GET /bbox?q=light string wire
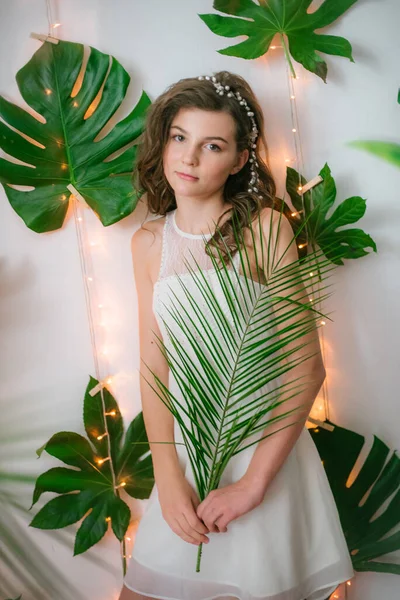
[282,43,348,600]
[44,0,123,512]
[283,54,331,424]
[43,0,133,571]
[45,0,55,37]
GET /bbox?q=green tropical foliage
[310,421,400,574]
[0,39,150,233]
[278,163,377,265]
[199,0,358,82]
[348,89,400,169]
[29,376,154,575]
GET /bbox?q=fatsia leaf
[30,376,154,565]
[84,375,123,468]
[0,39,151,233]
[117,411,154,500]
[280,163,377,265]
[199,0,358,82]
[310,421,400,574]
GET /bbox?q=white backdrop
[0,0,399,599]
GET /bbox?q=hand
[196,478,265,533]
[158,472,210,546]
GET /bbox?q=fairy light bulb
[105,516,111,522]
[96,433,108,441]
[45,89,52,95]
[346,581,351,586]
[290,95,295,99]
[105,410,117,416]
[98,304,103,309]
[106,377,112,384]
[320,320,326,326]
[116,481,127,489]
[309,272,314,277]
[61,195,67,201]
[297,185,303,192]
[87,277,93,282]
[292,128,297,132]
[97,456,111,465]
[77,216,82,222]
[51,23,61,28]
[298,243,306,249]
[126,537,131,541]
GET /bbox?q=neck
[174,201,233,236]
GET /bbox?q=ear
[230,148,249,175]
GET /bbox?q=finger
[186,506,210,535]
[214,518,228,533]
[202,506,225,532]
[182,513,210,544]
[171,519,203,546]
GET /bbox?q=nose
[181,144,199,167]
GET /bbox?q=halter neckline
[171,209,213,240]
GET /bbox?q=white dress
[124,209,354,600]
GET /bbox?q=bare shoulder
[131,215,167,284]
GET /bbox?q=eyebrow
[170,125,229,144]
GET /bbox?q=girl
[119,71,354,600]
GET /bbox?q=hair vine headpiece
[198,75,262,199]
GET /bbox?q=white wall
[0,0,399,599]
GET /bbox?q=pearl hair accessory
[198,75,262,199]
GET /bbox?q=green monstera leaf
[0,39,151,233]
[310,421,400,574]
[30,376,154,572]
[279,163,377,265]
[348,89,400,169]
[199,0,358,82]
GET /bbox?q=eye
[172,134,184,142]
[206,143,221,152]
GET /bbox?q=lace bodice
[155,208,240,284]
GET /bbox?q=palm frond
[143,203,338,571]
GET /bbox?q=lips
[176,171,199,181]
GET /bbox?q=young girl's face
[162,107,248,202]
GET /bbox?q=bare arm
[242,208,326,496]
[131,225,210,546]
[197,208,326,533]
[131,227,182,486]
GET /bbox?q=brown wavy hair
[133,70,278,263]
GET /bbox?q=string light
[45,89,52,95]
[96,433,108,440]
[320,320,326,326]
[61,195,67,201]
[87,277,93,282]
[298,243,306,249]
[97,456,111,465]
[105,516,111,522]
[292,128,297,132]
[73,101,78,107]
[115,481,127,489]
[106,377,112,384]
[105,410,117,416]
